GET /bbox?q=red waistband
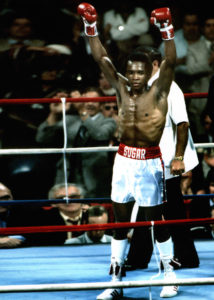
[118,143,161,160]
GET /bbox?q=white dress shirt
[103,7,149,41]
[148,71,199,179]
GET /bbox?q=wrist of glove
[83,18,98,37]
[160,24,174,40]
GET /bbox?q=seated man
[65,205,112,244]
[25,182,88,246]
[0,182,25,248]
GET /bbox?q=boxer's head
[125,51,152,92]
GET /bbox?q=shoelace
[110,289,121,298]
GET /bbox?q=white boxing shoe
[160,259,178,298]
[160,285,178,298]
[96,288,123,300]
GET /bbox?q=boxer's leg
[97,201,134,300]
[143,205,178,298]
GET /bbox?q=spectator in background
[0,182,25,248]
[195,109,214,162]
[190,168,214,238]
[98,72,120,146]
[205,168,214,208]
[198,110,214,143]
[189,149,214,220]
[73,86,117,197]
[0,43,73,153]
[100,100,119,147]
[159,9,201,92]
[0,13,45,52]
[206,73,214,122]
[36,87,82,186]
[0,13,45,97]
[185,15,214,138]
[200,149,214,181]
[36,86,117,197]
[102,0,154,71]
[65,205,112,244]
[25,182,88,246]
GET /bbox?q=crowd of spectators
[0,0,214,247]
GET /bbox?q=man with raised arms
[78,3,178,299]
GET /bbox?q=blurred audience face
[41,69,58,81]
[70,90,81,98]
[203,114,213,133]
[99,72,112,91]
[183,14,200,42]
[208,181,214,194]
[204,151,214,168]
[83,91,101,117]
[204,18,214,41]
[101,102,118,118]
[52,186,82,216]
[70,89,82,112]
[87,212,108,242]
[9,18,33,39]
[0,183,13,213]
[49,91,72,115]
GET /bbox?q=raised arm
[77,3,122,90]
[150,8,176,98]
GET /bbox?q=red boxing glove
[77,2,98,36]
[150,7,174,40]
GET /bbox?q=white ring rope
[61,97,69,202]
[0,143,213,155]
[150,221,161,281]
[0,278,213,293]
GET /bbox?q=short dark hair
[134,46,162,66]
[82,86,105,97]
[88,205,108,218]
[125,50,153,75]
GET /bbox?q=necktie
[74,125,87,147]
[67,219,79,225]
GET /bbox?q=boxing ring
[0,241,214,299]
[0,93,214,299]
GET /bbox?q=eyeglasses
[104,105,118,111]
[55,194,81,199]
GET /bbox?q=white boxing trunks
[111,143,166,207]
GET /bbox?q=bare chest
[119,94,156,123]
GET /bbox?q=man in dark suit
[36,86,117,197]
[73,86,117,197]
[25,182,88,246]
[0,182,26,248]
